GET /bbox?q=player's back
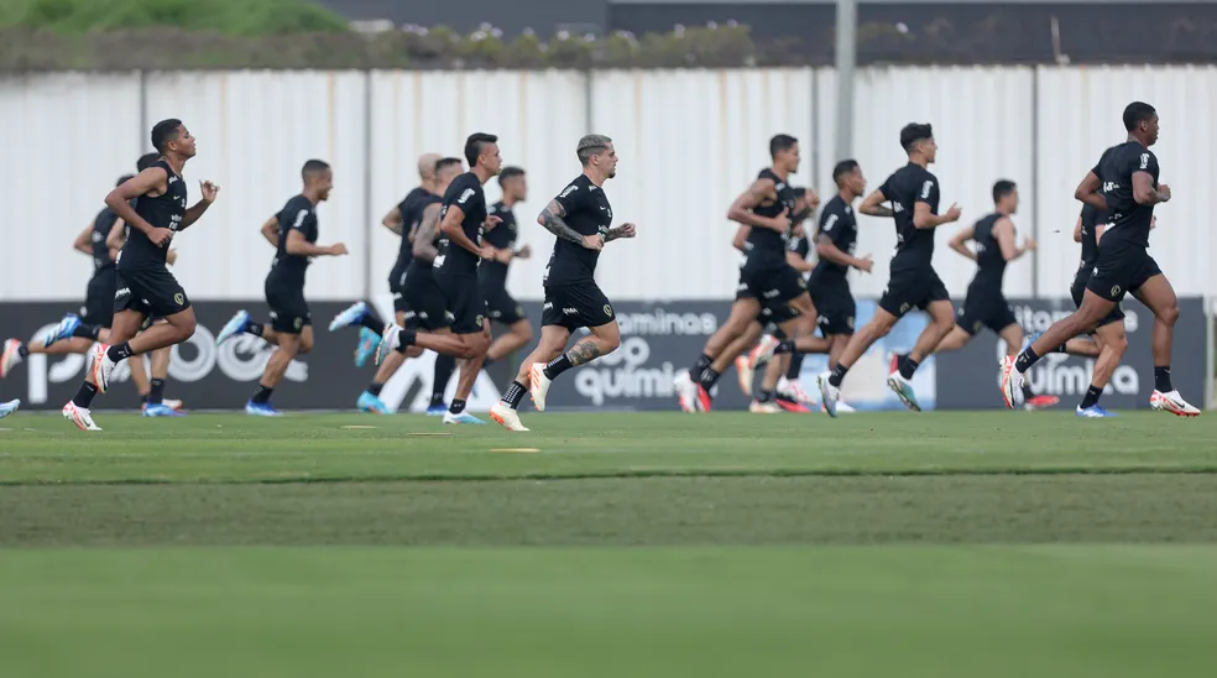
[743,168,796,271]
[394,187,430,270]
[407,193,443,279]
[436,172,486,278]
[1095,141,1157,249]
[881,163,939,272]
[91,208,119,274]
[119,160,187,271]
[270,195,319,287]
[810,194,857,286]
[968,212,1008,294]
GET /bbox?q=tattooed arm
[605,223,637,242]
[411,203,442,262]
[539,200,602,250]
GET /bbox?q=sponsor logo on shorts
[1110,285,1121,297]
[899,303,911,314]
[763,289,780,299]
[846,316,855,329]
[603,304,613,318]
[174,293,185,306]
[294,317,303,330]
[115,288,130,299]
[563,307,579,315]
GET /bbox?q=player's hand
[771,208,789,230]
[808,189,821,211]
[516,244,532,259]
[944,203,962,222]
[166,248,179,265]
[494,248,513,264]
[484,215,503,230]
[582,235,605,251]
[200,181,220,204]
[1158,184,1172,202]
[479,246,497,260]
[329,243,349,256]
[1024,236,1037,252]
[149,227,174,247]
[616,223,637,239]
[856,254,874,274]
[1151,216,1158,230]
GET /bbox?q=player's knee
[297,339,314,355]
[1158,302,1180,326]
[598,334,621,354]
[175,316,197,341]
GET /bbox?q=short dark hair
[832,159,860,185]
[792,187,807,198]
[301,159,330,181]
[577,135,613,165]
[1123,101,1156,132]
[900,123,933,153]
[116,174,135,187]
[436,157,463,174]
[151,119,183,154]
[769,134,798,159]
[992,179,1017,204]
[136,153,160,171]
[498,166,525,187]
[464,133,498,167]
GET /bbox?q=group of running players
[0,101,1200,426]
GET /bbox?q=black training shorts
[401,273,452,331]
[878,267,950,318]
[1071,266,1125,329]
[541,282,615,331]
[264,278,311,334]
[810,280,856,336]
[482,283,527,326]
[113,266,191,319]
[1086,245,1161,303]
[956,288,1018,336]
[82,272,117,328]
[440,272,488,335]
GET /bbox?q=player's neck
[838,187,856,204]
[423,179,439,194]
[995,206,1011,216]
[770,165,789,181]
[501,195,519,208]
[164,154,187,175]
[907,154,929,169]
[302,188,322,204]
[471,166,494,184]
[1127,133,1150,148]
[583,168,607,187]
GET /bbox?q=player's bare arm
[816,233,873,273]
[412,204,443,262]
[286,228,346,257]
[993,217,1032,261]
[1132,171,1170,205]
[259,216,279,247]
[105,219,125,258]
[731,225,751,252]
[605,223,636,242]
[1073,171,1108,211]
[786,249,814,274]
[538,199,600,250]
[948,225,977,262]
[180,181,219,230]
[913,201,961,230]
[727,178,786,232]
[439,203,485,256]
[382,206,404,236]
[73,222,94,255]
[106,168,169,244]
[1072,216,1083,243]
[858,188,894,217]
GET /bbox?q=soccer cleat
[999,355,1025,409]
[673,370,698,413]
[142,403,186,417]
[694,383,714,412]
[215,310,251,346]
[1076,405,1117,418]
[329,301,369,332]
[774,398,811,413]
[834,401,857,414]
[354,327,380,368]
[40,313,82,348]
[245,401,283,417]
[489,402,530,431]
[357,391,389,414]
[749,400,782,414]
[375,324,400,367]
[817,371,841,418]
[0,398,20,419]
[529,363,553,412]
[425,404,448,416]
[888,352,899,375]
[89,343,117,394]
[1024,394,1060,411]
[443,411,486,425]
[748,334,780,369]
[1,339,22,379]
[163,399,184,411]
[776,376,815,406]
[1150,390,1201,417]
[62,401,101,432]
[734,355,754,397]
[886,371,921,412]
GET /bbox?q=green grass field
[2,411,1216,677]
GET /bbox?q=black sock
[399,329,417,348]
[691,354,712,378]
[449,398,466,415]
[758,389,775,403]
[503,380,527,409]
[898,356,919,380]
[106,342,132,362]
[432,354,455,402]
[543,353,574,380]
[1020,381,1034,400]
[1047,342,1068,354]
[828,362,850,388]
[360,313,385,335]
[245,322,265,337]
[367,382,384,397]
[699,367,721,389]
[252,385,273,405]
[72,325,101,341]
[1154,366,1173,393]
[1014,348,1040,374]
[482,356,495,368]
[774,340,795,355]
[72,381,98,409]
[786,353,805,380]
[1080,385,1103,409]
[18,343,29,358]
[148,378,165,405]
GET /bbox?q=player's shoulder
[284,193,313,213]
[824,194,851,216]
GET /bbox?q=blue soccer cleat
[885,372,921,412]
[1076,405,1117,418]
[245,400,283,417]
[425,404,448,416]
[442,411,485,425]
[40,313,82,348]
[142,403,187,417]
[329,301,369,332]
[354,327,380,368]
[216,310,251,346]
[357,391,389,414]
[0,398,20,419]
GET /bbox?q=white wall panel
[368,69,587,302]
[143,70,369,301]
[589,68,815,301]
[816,66,1036,299]
[0,73,142,301]
[1035,65,1217,298]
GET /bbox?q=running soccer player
[819,123,961,417]
[489,134,637,432]
[62,119,219,431]
[378,134,504,424]
[480,166,534,369]
[1001,102,1198,415]
[215,160,346,415]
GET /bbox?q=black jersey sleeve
[1129,147,1160,181]
[554,180,591,217]
[915,171,940,211]
[818,206,849,247]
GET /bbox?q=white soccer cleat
[0,398,20,419]
[529,363,552,412]
[215,310,250,346]
[748,334,780,369]
[673,369,698,413]
[62,401,102,432]
[886,371,921,412]
[489,402,530,431]
[329,301,368,332]
[1150,390,1200,417]
[1,339,23,379]
[817,371,841,418]
[999,355,1025,410]
[375,324,401,366]
[835,401,857,414]
[776,376,815,406]
[749,400,782,414]
[734,355,754,397]
[89,343,117,394]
